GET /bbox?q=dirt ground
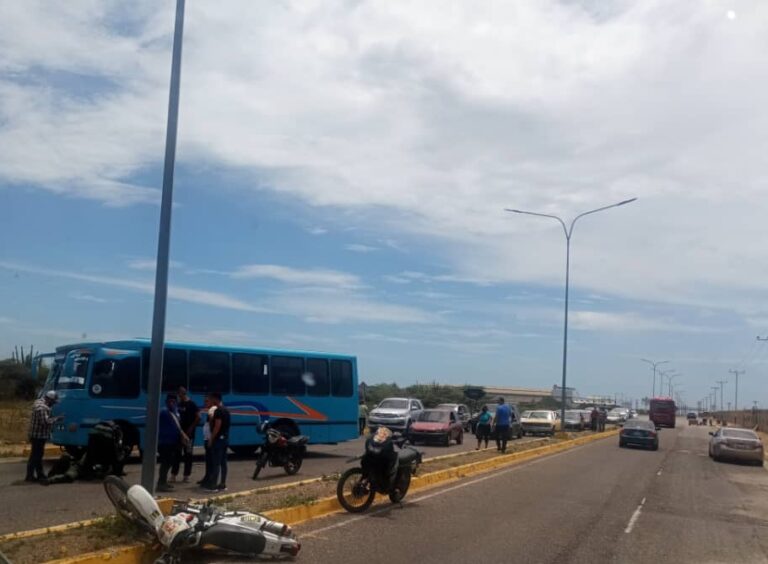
[0,432,592,563]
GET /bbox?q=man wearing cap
[26,391,62,482]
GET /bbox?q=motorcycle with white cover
[103,476,300,563]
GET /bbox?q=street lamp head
[617,197,638,207]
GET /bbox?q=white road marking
[303,444,585,538]
[657,468,663,476]
[624,497,646,534]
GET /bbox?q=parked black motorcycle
[252,421,309,480]
[336,428,423,513]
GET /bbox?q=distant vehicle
[606,408,629,425]
[709,428,764,465]
[521,410,559,436]
[367,398,423,434]
[686,411,698,425]
[562,410,586,431]
[649,397,677,428]
[619,419,658,450]
[43,339,359,457]
[409,409,464,446]
[436,403,472,432]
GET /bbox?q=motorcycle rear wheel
[284,452,303,475]
[389,469,411,503]
[337,468,375,513]
[103,476,155,534]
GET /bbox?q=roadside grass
[0,400,31,446]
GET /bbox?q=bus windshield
[56,350,90,389]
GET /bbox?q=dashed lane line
[624,497,646,534]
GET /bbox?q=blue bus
[43,339,359,456]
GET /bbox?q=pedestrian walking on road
[26,391,62,483]
[475,405,492,449]
[171,387,200,483]
[598,408,607,432]
[157,393,188,493]
[494,397,512,453]
[358,401,369,435]
[205,392,230,493]
[590,407,599,432]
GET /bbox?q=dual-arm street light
[641,359,669,398]
[505,197,637,426]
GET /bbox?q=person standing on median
[171,386,200,484]
[494,397,512,453]
[475,405,492,450]
[157,393,188,493]
[590,407,599,432]
[26,390,62,483]
[205,392,231,493]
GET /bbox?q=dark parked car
[619,419,658,450]
[409,409,464,446]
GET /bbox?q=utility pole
[728,369,745,411]
[711,387,719,411]
[715,380,727,413]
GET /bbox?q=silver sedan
[709,427,765,465]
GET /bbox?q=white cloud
[127,258,183,271]
[307,227,328,236]
[70,293,108,304]
[345,243,378,253]
[231,264,362,289]
[2,1,768,321]
[0,316,14,324]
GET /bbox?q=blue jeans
[209,438,228,487]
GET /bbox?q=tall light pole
[711,387,719,411]
[641,359,669,398]
[729,368,744,411]
[658,368,677,396]
[666,373,680,397]
[715,380,728,413]
[141,0,186,494]
[506,197,637,426]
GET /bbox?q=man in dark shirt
[205,392,230,492]
[171,386,200,483]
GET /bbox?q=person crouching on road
[475,405,492,450]
[494,397,512,453]
[157,393,188,493]
[26,391,62,483]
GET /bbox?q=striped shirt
[28,399,55,440]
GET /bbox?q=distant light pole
[641,359,669,398]
[141,0,186,494]
[666,373,680,397]
[715,380,728,413]
[729,368,745,411]
[505,198,637,426]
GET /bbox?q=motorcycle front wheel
[252,453,268,480]
[389,469,411,503]
[103,476,155,534]
[336,468,375,513]
[284,452,303,475]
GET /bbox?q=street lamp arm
[570,198,638,235]
[505,208,568,237]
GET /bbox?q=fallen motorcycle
[252,421,309,479]
[104,476,300,563]
[336,427,423,513]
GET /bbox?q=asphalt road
[297,421,768,564]
[0,431,542,535]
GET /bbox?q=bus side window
[142,348,188,392]
[271,356,305,395]
[330,360,353,397]
[306,358,329,396]
[189,350,231,394]
[232,353,268,394]
[91,357,140,398]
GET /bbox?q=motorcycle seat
[287,435,309,446]
[398,449,419,465]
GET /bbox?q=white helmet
[44,390,59,403]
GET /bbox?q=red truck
[649,397,677,428]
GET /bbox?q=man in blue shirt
[157,393,188,492]
[494,397,513,453]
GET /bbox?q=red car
[408,409,464,446]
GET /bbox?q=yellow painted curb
[33,429,618,563]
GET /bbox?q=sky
[2,0,768,409]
